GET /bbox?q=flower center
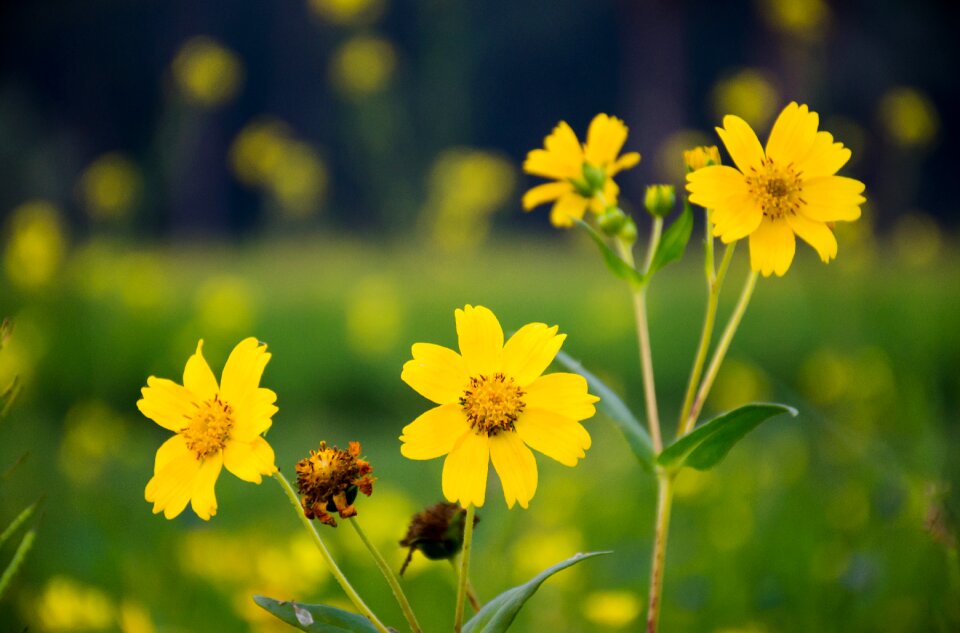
[459,373,525,436]
[745,158,803,220]
[181,395,233,458]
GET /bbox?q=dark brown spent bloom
[399,502,479,575]
[924,483,957,549]
[296,441,375,527]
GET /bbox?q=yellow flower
[400,305,598,508]
[522,114,640,227]
[137,338,278,520]
[686,102,865,276]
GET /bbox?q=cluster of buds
[295,441,375,527]
[398,502,478,575]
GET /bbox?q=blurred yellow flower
[308,0,385,26]
[400,305,597,508]
[137,338,278,520]
[4,200,67,290]
[77,153,142,220]
[582,590,641,628]
[759,0,829,39]
[712,69,779,129]
[523,114,640,227]
[345,276,403,357]
[330,35,396,98]
[683,145,721,172]
[687,102,865,276]
[196,275,258,335]
[878,87,940,148]
[60,400,128,485]
[172,36,244,107]
[35,576,115,631]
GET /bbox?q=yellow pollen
[459,373,525,436]
[745,158,803,219]
[181,395,233,458]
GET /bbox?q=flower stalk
[273,472,391,633]
[454,504,477,633]
[645,474,674,633]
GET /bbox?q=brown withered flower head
[295,441,375,527]
[399,502,478,575]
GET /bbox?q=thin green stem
[704,208,716,283]
[273,472,390,633]
[645,474,674,633]
[643,217,664,274]
[685,270,759,428]
[349,518,422,633]
[448,559,482,612]
[454,504,477,633]
[677,242,737,436]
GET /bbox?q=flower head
[683,145,721,172]
[522,114,640,228]
[400,305,598,509]
[137,338,278,520]
[295,441,375,527]
[398,501,477,575]
[686,102,865,276]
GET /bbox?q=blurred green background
[1,0,959,631]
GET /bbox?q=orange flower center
[745,158,803,220]
[459,373,525,436]
[181,395,233,458]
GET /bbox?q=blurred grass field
[1,227,958,632]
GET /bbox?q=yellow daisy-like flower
[137,338,278,520]
[522,114,641,228]
[686,102,866,276]
[400,305,598,509]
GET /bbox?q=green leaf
[553,350,655,471]
[657,403,798,471]
[0,527,35,601]
[648,202,693,276]
[574,220,645,288]
[253,596,381,633]
[0,500,38,549]
[463,551,609,633]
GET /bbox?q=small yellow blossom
[137,338,278,520]
[172,37,244,108]
[683,145,721,172]
[522,114,640,227]
[686,102,865,276]
[400,305,598,508]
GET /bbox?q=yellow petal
[686,165,750,209]
[765,102,819,165]
[550,193,589,227]
[455,305,503,376]
[544,121,584,160]
[514,408,591,467]
[796,131,851,179]
[230,387,277,442]
[716,115,765,173]
[523,373,598,421]
[802,176,866,208]
[190,452,224,521]
[154,434,192,474]
[223,436,277,483]
[749,218,796,277]
[609,151,641,176]
[711,194,763,243]
[522,181,572,210]
[489,431,538,509]
[400,404,472,460]
[786,213,838,263]
[442,432,489,507]
[501,323,566,386]
[145,448,201,519]
[584,114,628,166]
[522,149,580,180]
[183,340,218,401]
[401,343,469,405]
[137,377,195,432]
[219,337,271,406]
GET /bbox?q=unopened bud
[597,206,627,236]
[644,184,676,218]
[581,163,606,195]
[683,146,721,172]
[619,217,638,245]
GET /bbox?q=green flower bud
[581,163,606,194]
[597,206,628,236]
[619,216,638,245]
[644,184,676,218]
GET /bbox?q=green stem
[684,270,759,428]
[273,472,390,633]
[448,559,482,612]
[703,208,716,283]
[349,518,422,633]
[643,217,664,273]
[645,474,674,633]
[677,242,737,436]
[454,504,477,633]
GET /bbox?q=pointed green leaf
[463,551,610,633]
[574,220,645,288]
[648,202,693,276]
[0,500,38,549]
[253,596,381,633]
[553,350,654,471]
[658,403,798,471]
[0,527,35,601]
